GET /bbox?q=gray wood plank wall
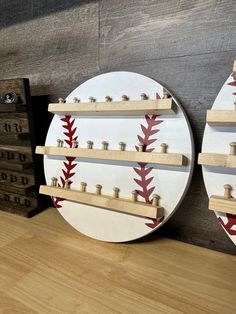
[0,0,235,254]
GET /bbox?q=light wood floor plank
[0,208,235,313]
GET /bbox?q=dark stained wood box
[0,78,51,217]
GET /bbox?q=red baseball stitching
[53,115,78,209]
[133,92,164,229]
[218,80,236,235]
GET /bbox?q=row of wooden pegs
[58,90,171,104]
[56,139,169,153]
[50,177,160,206]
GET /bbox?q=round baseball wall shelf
[198,61,236,246]
[37,72,194,242]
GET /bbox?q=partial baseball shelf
[198,142,236,168]
[206,110,236,126]
[48,97,177,116]
[233,60,236,80]
[39,185,164,219]
[36,146,187,167]
[209,196,236,215]
[208,185,236,215]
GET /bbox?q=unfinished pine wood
[39,185,163,219]
[206,110,236,125]
[198,152,236,168]
[36,146,185,167]
[0,208,236,314]
[209,195,236,215]
[48,98,176,116]
[233,60,236,80]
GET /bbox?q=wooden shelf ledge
[206,110,236,126]
[48,98,177,116]
[36,146,186,167]
[198,153,236,168]
[209,195,236,215]
[39,185,164,219]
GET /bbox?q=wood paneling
[99,0,236,66]
[0,1,99,101]
[0,0,235,253]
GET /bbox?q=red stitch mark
[219,80,236,235]
[218,215,236,236]
[53,115,78,209]
[133,91,164,229]
[227,80,236,95]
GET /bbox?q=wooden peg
[163,89,170,99]
[89,96,96,103]
[113,187,120,198]
[51,177,58,187]
[57,139,64,147]
[87,140,93,149]
[122,95,129,101]
[64,179,71,189]
[160,143,168,153]
[95,184,102,195]
[73,97,80,103]
[229,142,236,155]
[138,142,144,152]
[140,93,148,100]
[58,98,64,104]
[101,141,109,150]
[119,142,126,151]
[224,184,232,199]
[71,140,78,148]
[105,96,112,102]
[132,190,138,202]
[80,182,87,192]
[152,194,159,206]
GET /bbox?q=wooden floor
[0,208,236,314]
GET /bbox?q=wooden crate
[0,79,50,217]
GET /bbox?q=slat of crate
[0,145,32,154]
[0,145,33,163]
[0,183,35,195]
[0,189,37,208]
[0,199,38,217]
[0,168,35,186]
[0,117,29,133]
[48,98,177,116]
[0,161,33,171]
[0,104,16,112]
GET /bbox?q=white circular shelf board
[201,74,236,246]
[44,72,194,242]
